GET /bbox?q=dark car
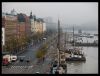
[20,57,24,62]
[25,57,30,63]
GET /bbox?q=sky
[2,2,98,30]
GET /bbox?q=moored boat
[65,53,86,61]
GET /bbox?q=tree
[36,43,48,59]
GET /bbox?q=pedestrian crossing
[2,66,34,74]
[10,65,33,68]
[2,59,51,74]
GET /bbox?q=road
[2,33,58,74]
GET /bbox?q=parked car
[25,57,30,63]
[11,55,17,62]
[20,57,24,62]
[35,72,40,74]
[2,58,10,66]
[2,54,17,65]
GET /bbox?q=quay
[72,42,98,46]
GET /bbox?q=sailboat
[50,19,67,74]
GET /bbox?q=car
[20,57,24,62]
[11,55,17,61]
[35,72,40,74]
[2,54,17,65]
[25,57,30,63]
[43,38,46,40]
[2,58,9,66]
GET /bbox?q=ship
[65,26,86,62]
[50,19,67,74]
[65,53,86,61]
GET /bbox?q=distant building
[11,9,17,16]
[78,29,82,34]
[44,17,53,23]
[43,17,57,32]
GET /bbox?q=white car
[11,55,17,61]
[43,38,46,40]
[35,72,40,74]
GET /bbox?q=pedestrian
[55,70,59,74]
[50,66,53,74]
[43,57,45,62]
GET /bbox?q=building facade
[2,10,31,53]
[30,12,46,34]
[2,12,18,53]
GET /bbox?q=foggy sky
[2,2,98,29]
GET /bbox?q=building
[29,12,36,33]
[2,27,5,46]
[43,17,57,33]
[36,18,44,33]
[2,11,18,41]
[17,13,31,38]
[78,29,82,34]
[44,17,53,23]
[2,10,31,53]
[2,16,5,47]
[2,11,18,53]
[17,13,31,51]
[43,22,46,32]
[30,12,46,34]
[2,24,5,51]
[11,9,17,16]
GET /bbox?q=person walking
[43,56,45,62]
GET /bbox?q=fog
[2,2,98,30]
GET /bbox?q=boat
[65,26,86,62]
[65,48,83,56]
[86,35,94,38]
[65,53,86,61]
[50,59,67,74]
[50,19,67,74]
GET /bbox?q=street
[2,33,58,74]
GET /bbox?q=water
[64,30,98,74]
[67,47,98,74]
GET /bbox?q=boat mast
[73,26,75,48]
[64,32,66,50]
[57,19,60,66]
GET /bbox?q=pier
[72,42,98,47]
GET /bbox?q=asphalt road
[2,33,58,74]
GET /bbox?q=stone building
[30,12,46,34]
[2,10,31,53]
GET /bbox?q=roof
[17,13,26,22]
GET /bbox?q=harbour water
[64,30,98,74]
[67,46,98,74]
